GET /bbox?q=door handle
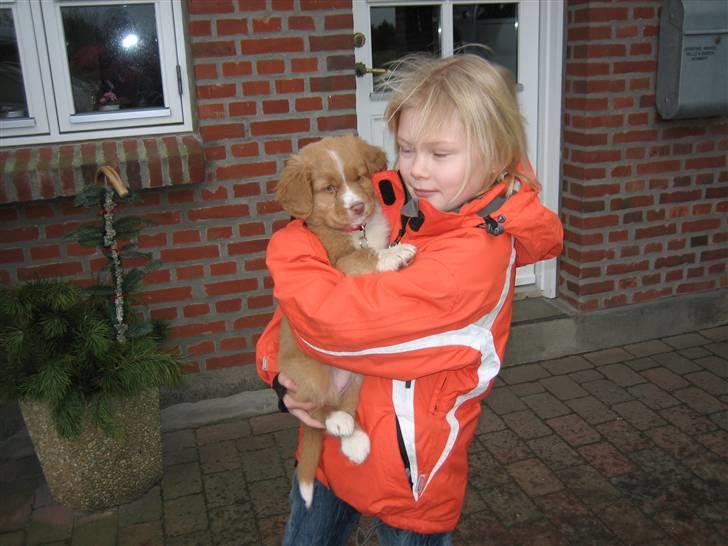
[355,62,389,78]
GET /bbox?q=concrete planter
[19,388,162,512]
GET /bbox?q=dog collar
[343,224,365,233]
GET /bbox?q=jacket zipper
[395,380,413,490]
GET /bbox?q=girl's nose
[410,153,427,179]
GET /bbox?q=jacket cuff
[272,374,289,413]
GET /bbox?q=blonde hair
[383,53,537,193]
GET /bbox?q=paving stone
[248,477,291,518]
[273,427,299,454]
[25,505,73,546]
[527,435,583,470]
[701,325,728,341]
[509,381,545,397]
[609,470,679,515]
[0,532,24,546]
[595,420,653,453]
[508,518,567,546]
[652,507,723,542]
[695,355,728,378]
[164,531,213,546]
[208,505,257,546]
[467,449,512,490]
[481,429,532,464]
[502,409,552,439]
[521,392,571,419]
[542,355,593,376]
[203,469,251,510]
[249,413,298,435]
[706,341,728,359]
[598,363,646,387]
[241,446,286,483]
[577,442,635,478]
[710,410,728,431]
[645,425,706,460]
[480,483,542,526]
[196,420,252,446]
[556,515,619,546]
[683,452,728,486]
[651,352,702,374]
[678,346,712,359]
[162,462,202,500]
[0,486,33,533]
[483,387,527,415]
[476,409,507,434]
[163,429,198,467]
[454,510,509,546]
[118,485,162,526]
[659,405,719,436]
[662,332,711,349]
[565,396,618,425]
[555,464,621,506]
[625,339,674,357]
[32,482,53,510]
[257,513,288,546]
[460,486,487,515]
[499,363,550,385]
[539,376,588,400]
[696,429,728,458]
[626,383,680,410]
[71,510,117,546]
[532,489,590,522]
[199,440,240,473]
[546,414,601,447]
[684,370,728,396]
[624,356,661,371]
[581,379,634,405]
[567,369,603,384]
[596,499,666,543]
[118,521,164,546]
[612,400,667,431]
[236,434,275,452]
[506,458,563,496]
[164,494,208,537]
[672,387,726,414]
[641,367,690,391]
[583,347,633,366]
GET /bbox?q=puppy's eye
[325,185,336,193]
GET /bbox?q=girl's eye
[325,185,336,193]
[399,146,413,155]
[433,152,450,159]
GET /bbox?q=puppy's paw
[298,479,314,509]
[375,244,416,272]
[340,429,370,464]
[325,411,355,437]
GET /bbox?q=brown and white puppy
[275,134,416,508]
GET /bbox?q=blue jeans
[283,475,454,546]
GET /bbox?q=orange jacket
[256,170,563,533]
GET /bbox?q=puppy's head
[276,134,388,230]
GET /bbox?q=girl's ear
[276,155,313,218]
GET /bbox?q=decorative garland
[102,188,128,343]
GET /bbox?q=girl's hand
[278,373,325,429]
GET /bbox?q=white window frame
[0,0,193,147]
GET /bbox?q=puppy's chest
[348,208,390,250]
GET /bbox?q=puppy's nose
[350,202,365,215]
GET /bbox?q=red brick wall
[0,0,357,375]
[561,0,728,311]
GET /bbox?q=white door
[353,0,563,296]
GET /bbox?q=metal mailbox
[656,0,728,120]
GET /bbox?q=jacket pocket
[428,374,449,415]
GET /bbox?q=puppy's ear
[363,142,388,175]
[276,155,313,218]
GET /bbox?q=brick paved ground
[1,325,727,546]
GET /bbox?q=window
[0,0,192,146]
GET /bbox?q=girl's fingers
[278,372,298,392]
[289,409,325,429]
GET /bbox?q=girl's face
[397,107,489,211]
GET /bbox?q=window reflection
[370,6,441,69]
[0,9,28,119]
[453,3,518,79]
[62,4,164,114]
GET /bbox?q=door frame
[353,0,564,299]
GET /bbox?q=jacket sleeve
[488,189,563,267]
[261,220,514,381]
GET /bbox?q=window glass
[0,9,28,119]
[453,3,518,78]
[370,5,440,69]
[61,3,164,114]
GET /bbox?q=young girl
[256,53,563,545]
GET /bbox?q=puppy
[275,134,416,508]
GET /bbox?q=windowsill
[0,132,205,204]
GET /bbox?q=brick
[555,464,621,506]
[203,469,249,508]
[672,387,725,414]
[506,459,563,496]
[502,410,552,440]
[577,442,635,477]
[500,363,550,385]
[651,352,702,375]
[547,414,601,446]
[566,395,618,425]
[543,355,593,375]
[596,499,666,543]
[240,37,304,54]
[583,347,632,366]
[539,376,589,400]
[480,484,542,526]
[684,370,728,397]
[163,494,208,537]
[627,383,680,410]
[599,363,646,387]
[482,429,532,464]
[527,435,584,470]
[596,420,653,453]
[582,379,634,405]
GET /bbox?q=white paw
[376,244,416,272]
[340,429,370,464]
[298,479,314,509]
[325,411,355,437]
